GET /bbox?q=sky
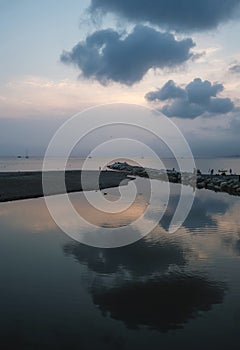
[0,0,240,156]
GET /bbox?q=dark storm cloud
[89,0,240,31]
[229,64,240,73]
[145,78,234,119]
[60,25,195,85]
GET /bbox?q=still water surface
[0,156,240,173]
[0,158,240,349]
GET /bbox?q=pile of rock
[108,162,240,197]
[197,175,240,195]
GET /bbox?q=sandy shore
[0,170,133,202]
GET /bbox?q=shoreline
[0,170,134,203]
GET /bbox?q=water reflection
[234,240,240,255]
[92,272,226,332]
[1,179,240,348]
[62,185,236,333]
[0,198,57,233]
[64,234,186,277]
[183,192,231,231]
[160,189,230,232]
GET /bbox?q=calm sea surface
[0,157,240,349]
[0,156,240,173]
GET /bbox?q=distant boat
[17,155,22,159]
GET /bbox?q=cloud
[60,25,195,85]
[89,0,240,32]
[227,109,240,133]
[186,78,223,105]
[208,98,234,114]
[229,64,240,73]
[145,80,186,101]
[146,78,234,118]
[161,99,205,119]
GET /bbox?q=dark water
[0,177,240,349]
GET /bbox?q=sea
[0,156,240,173]
[0,156,240,349]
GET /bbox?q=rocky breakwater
[108,162,240,197]
[197,175,240,196]
[107,161,192,184]
[108,161,177,181]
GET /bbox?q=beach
[0,170,133,202]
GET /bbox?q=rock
[220,182,228,190]
[107,162,240,197]
[197,182,205,189]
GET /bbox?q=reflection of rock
[92,273,226,332]
[63,236,186,276]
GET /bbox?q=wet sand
[0,170,133,202]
